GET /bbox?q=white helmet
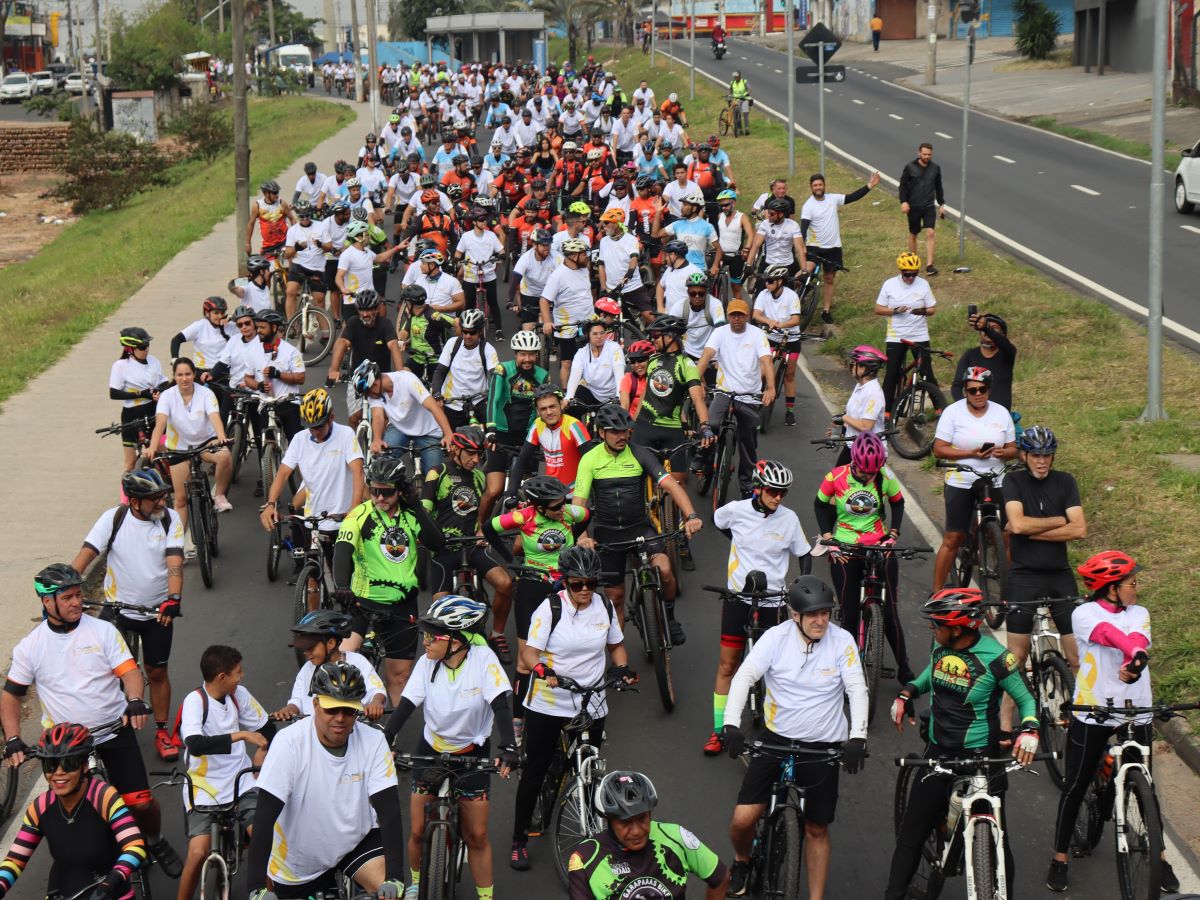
[561,237,589,255]
[459,308,486,331]
[510,330,543,352]
[668,92,678,102]
[683,190,705,207]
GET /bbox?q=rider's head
[786,576,837,644]
[365,455,406,514]
[961,366,992,411]
[1016,425,1057,480]
[171,356,197,388]
[34,563,85,629]
[595,771,657,851]
[309,662,366,749]
[534,384,564,427]
[809,173,826,198]
[752,459,793,512]
[35,723,93,800]
[725,298,750,331]
[121,467,170,524]
[593,403,635,452]
[922,588,985,647]
[254,309,284,343]
[289,611,352,667]
[450,426,486,470]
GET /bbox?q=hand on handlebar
[1013,727,1039,766]
[259,503,280,532]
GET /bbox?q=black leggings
[828,554,911,683]
[464,279,502,329]
[512,709,605,841]
[883,341,934,415]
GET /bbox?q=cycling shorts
[97,725,151,802]
[270,828,384,899]
[595,524,666,588]
[943,482,1007,534]
[766,338,804,360]
[186,791,257,838]
[1003,569,1078,636]
[324,259,340,293]
[723,254,746,284]
[485,439,524,475]
[518,294,542,325]
[720,600,787,650]
[514,575,557,640]
[806,246,843,271]
[348,595,418,660]
[120,405,152,448]
[287,264,326,288]
[410,736,490,800]
[737,741,841,824]
[631,421,690,471]
[429,546,505,595]
[620,285,653,312]
[116,614,173,668]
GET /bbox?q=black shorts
[287,263,326,288]
[410,736,491,799]
[270,828,384,899]
[806,246,843,272]
[515,575,557,640]
[631,420,689,471]
[116,614,173,668]
[324,259,340,293]
[768,338,804,358]
[944,480,1007,534]
[120,405,153,448]
[723,254,746,283]
[349,596,419,660]
[96,725,150,803]
[430,546,505,595]
[906,206,938,234]
[720,600,788,650]
[615,150,634,166]
[518,293,542,325]
[620,285,653,312]
[485,440,523,475]
[595,524,665,588]
[1004,569,1078,636]
[556,334,583,360]
[736,742,841,825]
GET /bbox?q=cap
[727,299,751,315]
[313,693,364,713]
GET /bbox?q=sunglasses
[540,501,566,512]
[687,290,707,297]
[236,319,255,328]
[567,578,597,591]
[369,485,398,497]
[762,486,789,498]
[421,631,451,643]
[965,386,990,396]
[462,329,482,336]
[42,755,86,776]
[899,271,919,279]
[319,705,359,718]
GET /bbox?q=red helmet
[36,723,94,760]
[922,588,984,629]
[594,296,621,316]
[626,340,654,361]
[1077,551,1141,592]
[421,188,440,204]
[963,366,993,386]
[849,432,886,476]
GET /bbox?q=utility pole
[218,0,224,35]
[267,0,277,47]
[650,0,656,66]
[956,6,976,268]
[925,0,937,85]
[817,41,825,174]
[92,0,102,123]
[232,0,250,277]
[1141,0,1167,421]
[349,0,363,101]
[104,0,111,60]
[785,0,794,175]
[365,0,379,132]
[689,0,694,99]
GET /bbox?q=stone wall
[0,123,70,174]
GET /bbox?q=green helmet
[568,201,591,216]
[685,272,708,287]
[345,220,369,241]
[716,189,737,202]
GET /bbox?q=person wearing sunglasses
[931,366,1017,591]
[0,723,148,900]
[431,308,501,431]
[874,251,937,417]
[703,459,812,757]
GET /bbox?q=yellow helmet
[896,251,921,272]
[299,387,333,428]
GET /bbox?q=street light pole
[232,0,250,276]
[956,22,972,266]
[365,0,379,134]
[348,0,363,101]
[1141,0,1168,421]
[785,0,794,175]
[817,41,825,175]
[925,0,937,85]
[689,0,695,100]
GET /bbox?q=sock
[155,722,167,731]
[477,888,494,900]
[786,397,795,409]
[713,693,728,732]
[410,868,420,888]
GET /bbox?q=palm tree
[532,0,605,63]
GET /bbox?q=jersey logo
[647,367,676,398]
[611,860,632,875]
[618,876,674,898]
[845,488,880,516]
[450,485,479,515]
[537,526,569,553]
[932,654,972,691]
[379,525,411,563]
[568,851,585,872]
[678,826,701,851]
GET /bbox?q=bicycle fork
[959,783,1007,900]
[1111,757,1153,856]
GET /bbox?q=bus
[276,43,314,86]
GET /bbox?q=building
[3,2,55,72]
[1175,0,1197,103]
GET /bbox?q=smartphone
[978,442,994,454]
[967,304,978,319]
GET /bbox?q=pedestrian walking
[898,142,945,276]
[870,14,883,51]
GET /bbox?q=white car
[63,72,85,94]
[1175,138,1200,214]
[30,70,56,94]
[0,72,34,102]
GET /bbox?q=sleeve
[437,340,456,367]
[1062,474,1082,510]
[933,402,957,443]
[605,609,623,644]
[725,630,774,725]
[103,620,137,673]
[166,510,185,553]
[995,650,1038,727]
[567,842,602,900]
[252,735,295,803]
[97,783,148,882]
[525,599,554,652]
[480,650,510,703]
[83,507,118,554]
[108,361,125,392]
[235,686,269,731]
[882,469,904,502]
[337,253,352,272]
[181,320,202,343]
[5,639,33,688]
[907,663,933,698]
[572,451,594,502]
[631,443,670,487]
[287,665,310,711]
[178,690,205,742]
[359,657,387,703]
[1001,409,1016,444]
[664,823,722,882]
[401,656,429,706]
[788,517,812,557]
[281,435,303,469]
[839,637,870,740]
[712,501,733,530]
[0,799,45,894]
[365,732,398,796]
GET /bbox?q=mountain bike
[718,94,748,138]
[164,438,230,589]
[394,753,503,900]
[699,389,759,511]
[230,389,298,507]
[439,534,493,605]
[220,388,257,486]
[265,246,288,314]
[643,439,698,587]
[283,512,343,654]
[796,252,848,332]
[284,277,335,365]
[887,340,953,460]
[758,330,823,433]
[83,599,179,689]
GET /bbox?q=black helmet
[119,326,152,349]
[246,254,271,274]
[400,284,428,305]
[521,475,570,505]
[294,199,314,218]
[1017,425,1058,455]
[558,545,602,581]
[34,563,84,598]
[451,426,486,452]
[366,455,407,486]
[787,576,837,615]
[533,383,563,401]
[260,180,280,194]
[353,288,382,311]
[122,467,170,499]
[35,723,93,760]
[595,770,658,818]
[446,183,463,200]
[647,313,687,336]
[593,403,635,432]
[255,309,285,327]
[451,153,468,165]
[308,660,366,705]
[232,305,255,321]
[765,197,790,214]
[662,239,689,258]
[291,610,352,640]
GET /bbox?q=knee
[940,532,964,551]
[463,822,489,850]
[146,665,169,684]
[729,806,758,833]
[805,821,829,841]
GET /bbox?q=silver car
[30,70,56,94]
[0,72,34,102]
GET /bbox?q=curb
[1159,716,1200,780]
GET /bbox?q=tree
[250,0,322,45]
[108,2,208,91]
[396,0,461,42]
[532,0,605,64]
[1013,0,1059,60]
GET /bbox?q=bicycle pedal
[290,548,306,560]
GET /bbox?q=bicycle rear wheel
[765,807,802,899]
[797,278,820,332]
[640,586,676,712]
[714,268,732,305]
[1036,653,1074,789]
[889,380,946,460]
[970,819,999,900]
[200,851,229,900]
[552,776,605,887]
[758,355,785,433]
[285,304,335,365]
[863,602,884,726]
[292,562,325,662]
[189,493,215,589]
[229,419,248,484]
[1116,769,1163,900]
[975,519,1008,616]
[718,107,732,136]
[1071,775,1105,856]
[0,756,17,821]
[419,822,451,900]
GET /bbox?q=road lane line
[935,131,954,140]
[852,98,864,105]
[756,61,763,66]
[889,113,904,120]
[1071,184,1101,196]
[1183,225,1200,235]
[993,155,1015,164]
[774,68,783,74]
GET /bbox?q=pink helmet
[849,344,886,370]
[850,432,887,476]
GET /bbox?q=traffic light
[960,1,980,23]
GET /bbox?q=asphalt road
[671,37,1200,349]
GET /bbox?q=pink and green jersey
[489,503,590,575]
[815,464,903,543]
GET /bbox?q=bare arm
[696,347,716,379]
[72,546,99,576]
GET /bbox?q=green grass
[0,96,353,407]
[1025,115,1184,169]
[603,45,1200,705]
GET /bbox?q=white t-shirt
[180,318,235,370]
[713,499,811,594]
[286,221,327,272]
[217,336,261,388]
[1072,602,1153,727]
[665,294,726,360]
[319,175,348,203]
[876,275,936,342]
[755,217,802,265]
[109,356,165,409]
[401,267,463,311]
[611,118,639,152]
[659,262,703,312]
[541,265,594,329]
[295,174,326,205]
[84,506,185,616]
[566,341,625,403]
[662,179,699,217]
[288,652,386,716]
[369,370,441,437]
[402,644,509,752]
[387,173,420,208]
[704,324,771,401]
[255,718,396,886]
[355,166,387,196]
[242,280,273,313]
[514,247,557,298]
[251,340,305,399]
[551,229,594,265]
[525,592,624,718]
[844,379,887,439]
[598,232,642,292]
[180,684,268,808]
[456,229,504,283]
[753,287,802,341]
[281,422,363,531]
[9,616,133,733]
[799,193,846,248]
[436,338,500,409]
[156,384,219,449]
[934,399,1015,488]
[337,245,376,296]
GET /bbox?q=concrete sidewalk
[0,98,371,670]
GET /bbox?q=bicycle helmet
[446,183,463,201]
[247,254,271,275]
[260,180,280,194]
[595,770,658,819]
[962,366,993,386]
[558,545,603,581]
[459,309,486,332]
[568,201,592,216]
[593,403,635,432]
[345,177,362,190]
[419,249,445,266]
[530,177,548,190]
[764,197,790,214]
[1018,425,1058,455]
[561,237,589,255]
[299,387,333,428]
[291,610,352,639]
[365,132,377,143]
[122,467,170,499]
[684,272,709,290]
[419,173,437,188]
[119,326,152,349]
[308,660,366,705]
[35,723,93,760]
[476,196,498,210]
[354,288,382,311]
[255,309,284,327]
[351,207,369,223]
[1077,551,1141,592]
[662,240,688,258]
[647,313,687,336]
[896,251,921,271]
[451,153,468,166]
[594,296,621,317]
[716,189,737,202]
[451,426,486,453]
[753,459,794,490]
[848,344,886,370]
[420,188,441,205]
[599,208,626,225]
[420,595,488,635]
[203,295,228,313]
[586,148,605,162]
[625,340,654,362]
[33,563,84,598]
[330,200,351,215]
[510,330,543,352]
[668,92,678,102]
[294,200,314,218]
[534,383,564,401]
[562,141,578,152]
[304,160,318,174]
[635,175,656,191]
[345,220,369,241]
[849,432,887,476]
[232,305,256,321]
[922,588,985,629]
[681,190,705,208]
[980,313,1008,334]
[366,454,407,486]
[763,265,790,282]
[786,576,837,615]
[521,475,570,505]
[351,359,381,395]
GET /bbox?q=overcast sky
[57,0,340,40]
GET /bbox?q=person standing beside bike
[799,171,879,325]
[729,71,751,133]
[110,327,167,475]
[745,197,806,281]
[507,385,594,494]
[931,367,1016,591]
[396,284,457,383]
[885,589,1040,900]
[874,251,937,417]
[710,190,753,300]
[249,308,306,442]
[722,576,868,900]
[355,360,455,473]
[1045,551,1178,894]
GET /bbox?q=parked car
[63,72,85,94]
[0,72,34,102]
[1175,138,1200,214]
[30,71,56,94]
[46,61,73,86]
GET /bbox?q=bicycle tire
[715,268,732,305]
[200,851,229,900]
[975,518,1008,618]
[0,757,17,822]
[285,304,335,365]
[893,760,947,897]
[641,586,676,712]
[189,493,215,589]
[270,272,287,314]
[1116,769,1163,900]
[758,355,785,433]
[797,278,821,332]
[863,602,884,726]
[206,479,220,558]
[970,819,999,900]
[619,319,644,349]
[260,440,280,498]
[718,107,732,136]
[766,807,802,899]
[888,380,946,460]
[1072,775,1105,856]
[1037,652,1074,789]
[420,822,451,900]
[229,419,248,484]
[552,776,604,887]
[266,524,283,583]
[292,562,324,663]
[661,492,683,587]
[533,741,569,836]
[712,423,737,512]
[750,674,766,730]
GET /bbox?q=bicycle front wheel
[970,819,1000,900]
[292,562,325,661]
[229,419,248,484]
[265,525,283,583]
[765,807,802,899]
[1116,769,1163,900]
[533,742,569,836]
[189,493,215,589]
[889,380,946,459]
[975,518,1008,618]
[863,602,884,726]
[1037,653,1074,789]
[285,304,335,365]
[640,586,676,712]
[713,423,737,512]
[420,822,451,900]
[660,492,683,587]
[260,439,280,496]
[270,272,287,314]
[714,267,732,305]
[718,107,732,136]
[894,761,947,898]
[200,851,229,900]
[552,776,605,887]
[758,355,785,433]
[0,755,18,821]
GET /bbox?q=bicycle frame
[1108,734,1154,857]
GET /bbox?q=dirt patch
[0,173,76,270]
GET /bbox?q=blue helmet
[1018,425,1058,455]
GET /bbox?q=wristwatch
[685,513,701,522]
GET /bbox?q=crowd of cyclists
[0,51,1185,900]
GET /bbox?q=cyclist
[729,70,751,133]
[283,200,329,321]
[247,662,405,899]
[619,340,653,419]
[596,208,654,325]
[228,253,274,313]
[751,179,796,219]
[247,308,306,443]
[295,161,325,206]
[814,431,913,684]
[1045,551,1177,893]
[745,197,805,280]
[875,250,938,416]
[799,171,879,324]
[481,331,550,521]
[509,229,557,331]
[0,724,147,900]
[511,546,635,871]
[568,770,729,899]
[705,460,811,756]
[566,318,626,408]
[336,220,403,299]
[540,237,595,386]
[211,306,267,462]
[885,588,1039,900]
[830,344,887,466]
[655,240,703,316]
[508,384,594,494]
[3,564,182,876]
[325,289,403,428]
[396,284,457,382]
[722,576,867,900]
[385,596,519,900]
[356,360,454,471]
[711,189,752,299]
[336,455,447,703]
[751,264,804,426]
[454,208,506,335]
[170,295,234,375]
[572,404,703,640]
[654,190,716,270]
[931,366,1017,590]
[401,247,466,314]
[431,308,501,430]
[274,612,387,721]
[109,327,166,473]
[246,180,293,258]
[72,465,184,760]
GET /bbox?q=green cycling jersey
[336,501,423,602]
[486,359,549,436]
[568,821,725,900]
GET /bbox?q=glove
[499,495,519,513]
[125,698,151,720]
[376,880,405,899]
[532,663,556,681]
[333,587,356,608]
[248,890,277,900]
[842,738,867,775]
[608,664,636,684]
[891,693,914,728]
[699,423,714,441]
[264,366,279,379]
[1014,727,1040,756]
[723,725,745,759]
[2,737,26,760]
[1128,649,1149,674]
[498,744,520,770]
[87,884,116,900]
[485,431,498,449]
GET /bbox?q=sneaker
[148,836,184,878]
[1161,859,1180,894]
[170,729,183,750]
[403,885,420,900]
[213,494,233,513]
[155,727,179,761]
[668,618,686,646]
[925,264,939,276]
[510,840,530,871]
[703,731,724,756]
[728,860,751,897]
[1045,859,1069,892]
[784,410,796,427]
[494,327,505,340]
[820,309,833,324]
[489,633,513,665]
[183,539,197,561]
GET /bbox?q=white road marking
[993,155,1015,164]
[852,98,864,105]
[824,87,833,93]
[889,113,904,120]
[739,55,747,60]
[1071,184,1101,196]
[774,68,783,74]
[756,61,764,66]
[1182,225,1200,235]
[936,131,954,140]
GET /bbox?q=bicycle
[265,246,288,314]
[758,329,823,433]
[281,512,343,652]
[718,94,749,138]
[83,598,179,684]
[698,389,759,511]
[643,439,699,586]
[149,766,258,900]
[893,748,1057,900]
[887,340,954,460]
[230,388,298,506]
[439,534,493,605]
[816,539,928,726]
[795,253,848,332]
[394,753,502,900]
[163,438,229,589]
[84,719,157,899]
[935,461,1020,626]
[283,277,335,366]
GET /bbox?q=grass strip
[603,45,1200,704]
[1024,114,1183,170]
[0,96,354,408]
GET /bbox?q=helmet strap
[45,597,81,633]
[750,493,774,516]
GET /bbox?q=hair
[809,173,826,184]
[172,356,197,376]
[674,163,687,173]
[200,644,243,682]
[536,392,563,408]
[919,141,933,151]
[770,178,787,189]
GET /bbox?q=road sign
[799,22,841,66]
[796,64,847,83]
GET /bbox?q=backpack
[169,686,239,748]
[547,589,614,639]
[445,335,490,381]
[106,503,170,552]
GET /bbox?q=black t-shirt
[953,345,1015,411]
[1002,469,1081,572]
[341,315,397,370]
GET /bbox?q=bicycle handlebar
[1061,701,1200,721]
[96,415,156,436]
[554,673,639,695]
[743,740,851,760]
[594,528,687,552]
[934,460,1023,479]
[393,753,502,774]
[819,538,930,557]
[83,598,182,619]
[149,764,259,809]
[895,751,1058,768]
[702,584,789,601]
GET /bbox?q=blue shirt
[665,217,718,269]
[432,147,459,178]
[482,152,509,175]
[710,148,731,169]
[636,155,665,181]
[484,103,512,127]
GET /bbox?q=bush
[45,123,175,213]
[1014,0,1060,60]
[162,101,233,161]
[22,90,80,123]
